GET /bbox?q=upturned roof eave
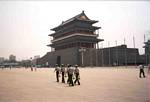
[50,11,99,31]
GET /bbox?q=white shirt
[139,65,144,69]
[68,67,74,75]
[61,67,65,72]
[55,67,60,72]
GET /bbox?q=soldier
[74,65,80,85]
[61,64,65,83]
[66,64,70,84]
[139,64,146,78]
[54,64,60,82]
[68,65,74,86]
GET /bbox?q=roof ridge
[61,11,89,25]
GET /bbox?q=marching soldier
[61,64,65,83]
[54,64,60,82]
[74,65,80,85]
[66,64,70,83]
[68,65,74,86]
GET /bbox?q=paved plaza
[0,67,150,102]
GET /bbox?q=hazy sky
[0,1,150,60]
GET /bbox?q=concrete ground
[0,67,149,102]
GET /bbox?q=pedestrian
[34,66,37,71]
[10,66,12,70]
[74,65,80,85]
[31,65,33,71]
[139,64,146,78]
[61,64,65,83]
[68,65,74,86]
[54,64,60,82]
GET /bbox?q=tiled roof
[60,11,90,26]
[51,11,97,31]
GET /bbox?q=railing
[51,33,98,43]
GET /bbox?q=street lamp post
[30,57,33,71]
[79,48,86,67]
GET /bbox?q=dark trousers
[67,73,69,83]
[74,73,80,85]
[62,72,65,83]
[68,74,74,86]
[56,71,59,82]
[31,67,33,71]
[139,69,145,78]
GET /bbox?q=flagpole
[108,41,111,66]
[144,34,147,65]
[133,36,136,66]
[101,43,104,67]
[124,37,127,67]
[115,40,118,66]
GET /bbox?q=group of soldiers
[54,64,80,86]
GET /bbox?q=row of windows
[55,42,94,50]
[54,29,94,39]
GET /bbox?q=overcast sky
[0,1,150,60]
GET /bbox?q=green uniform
[68,67,74,86]
[55,67,60,82]
[74,67,80,85]
[61,66,65,83]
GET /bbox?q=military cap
[75,64,78,67]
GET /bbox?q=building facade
[37,11,146,67]
[37,11,104,67]
[0,57,4,64]
[143,40,150,65]
[97,45,143,66]
[9,54,16,62]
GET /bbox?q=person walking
[139,64,146,78]
[74,65,80,85]
[34,66,37,71]
[61,64,65,83]
[54,64,60,82]
[66,64,70,84]
[31,65,33,71]
[68,65,74,86]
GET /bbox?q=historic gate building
[38,11,104,67]
[37,11,145,67]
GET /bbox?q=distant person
[68,65,74,86]
[1,66,4,70]
[61,64,65,83]
[74,65,80,85]
[54,64,60,82]
[10,66,12,70]
[34,66,37,71]
[139,64,146,78]
[31,65,33,71]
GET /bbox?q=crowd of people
[54,64,80,86]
